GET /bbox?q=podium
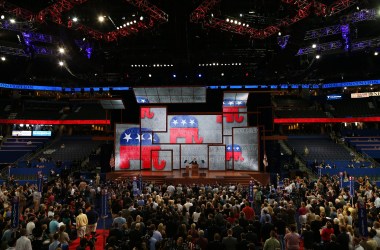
[191,164,199,177]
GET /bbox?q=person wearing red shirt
[321,221,334,243]
[298,202,308,226]
[242,201,255,221]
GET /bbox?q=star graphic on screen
[141,99,146,103]
[136,133,141,142]
[181,119,187,125]
[227,146,231,150]
[223,101,225,105]
[189,119,195,125]
[228,101,234,106]
[147,134,153,142]
[235,146,240,150]
[141,133,146,141]
[172,119,178,126]
[123,133,132,142]
[237,101,242,105]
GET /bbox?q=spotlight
[312,44,317,48]
[226,18,230,22]
[230,19,234,23]
[1,56,5,61]
[356,6,360,10]
[221,73,224,76]
[234,20,238,24]
[198,74,202,78]
[239,13,243,17]
[375,51,379,56]
[148,74,152,77]
[316,54,321,59]
[246,24,249,27]
[211,13,214,17]
[72,17,78,22]
[127,22,130,26]
[58,61,64,66]
[242,23,246,26]
[58,47,65,54]
[1,15,4,20]
[98,15,105,22]
[140,16,144,21]
[278,32,282,36]
[238,22,241,25]
[123,24,126,27]
[10,19,15,23]
[133,20,137,23]
[173,74,176,78]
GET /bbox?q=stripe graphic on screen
[116,125,166,170]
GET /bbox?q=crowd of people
[0,170,379,250]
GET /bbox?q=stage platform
[106,170,270,186]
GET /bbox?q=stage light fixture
[1,56,5,61]
[211,13,214,17]
[1,15,5,20]
[230,19,234,23]
[140,16,144,20]
[198,74,202,78]
[246,24,249,27]
[234,20,238,24]
[240,13,243,17]
[278,32,282,36]
[58,47,65,54]
[173,74,176,78]
[58,61,64,66]
[117,27,120,29]
[221,73,224,76]
[134,20,137,23]
[238,22,241,25]
[375,51,379,56]
[123,24,126,27]
[226,18,230,22]
[312,44,317,48]
[10,19,15,23]
[316,54,321,59]
[72,17,78,22]
[98,16,105,22]
[148,74,152,77]
[242,23,246,26]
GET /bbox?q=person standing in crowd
[15,229,32,250]
[85,205,99,235]
[284,225,300,250]
[75,209,88,239]
[222,229,237,250]
[263,230,281,250]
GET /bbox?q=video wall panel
[233,127,259,171]
[209,145,226,171]
[140,107,167,132]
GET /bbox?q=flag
[169,115,203,143]
[11,196,19,229]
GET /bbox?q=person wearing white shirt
[166,184,175,194]
[26,217,36,237]
[183,198,193,212]
[374,193,380,209]
[15,229,32,250]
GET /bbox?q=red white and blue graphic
[136,96,150,104]
[217,99,246,123]
[119,127,166,170]
[226,144,244,162]
[140,107,154,119]
[170,115,203,143]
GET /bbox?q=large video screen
[115,105,259,171]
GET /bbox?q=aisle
[69,230,109,250]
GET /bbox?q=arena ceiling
[0,0,379,87]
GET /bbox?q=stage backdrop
[114,108,259,171]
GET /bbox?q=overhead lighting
[123,24,126,27]
[9,18,15,23]
[148,74,152,77]
[1,15,4,20]
[230,19,234,23]
[226,18,229,22]
[211,13,214,17]
[221,73,224,76]
[58,61,64,66]
[58,47,65,54]
[198,73,202,78]
[173,74,176,78]
[278,32,282,36]
[238,22,241,25]
[316,54,321,59]
[356,6,360,10]
[98,15,105,22]
[72,17,78,22]
[133,20,137,23]
[1,56,6,61]
[375,51,379,56]
[140,16,144,21]
[246,24,249,27]
[239,14,243,17]
[234,20,238,24]
[312,44,317,48]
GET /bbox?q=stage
[106,170,270,186]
